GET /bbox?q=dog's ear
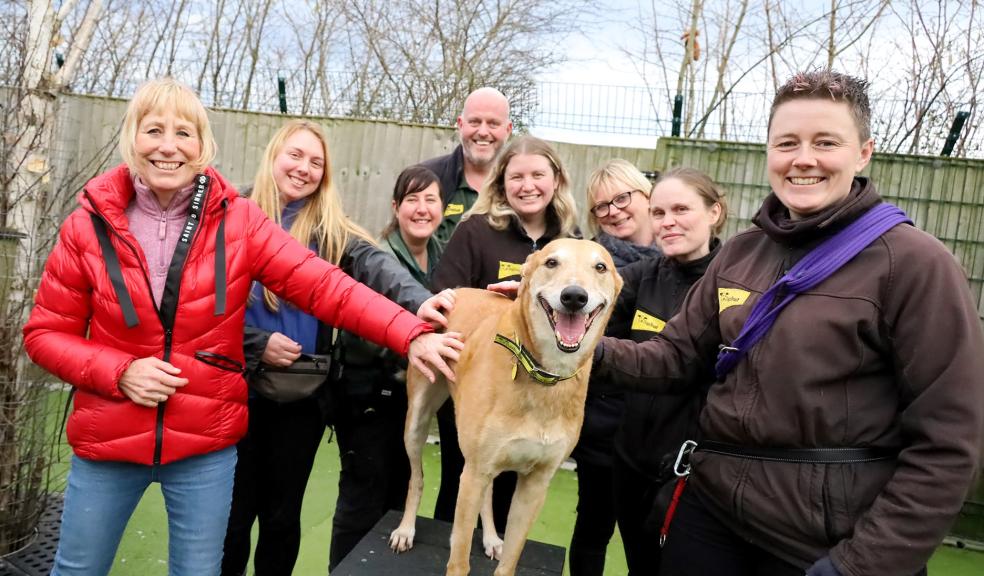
[612,266,624,298]
[520,249,543,280]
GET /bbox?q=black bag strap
[317,321,336,358]
[213,198,228,317]
[90,212,139,328]
[58,388,76,442]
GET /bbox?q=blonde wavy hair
[585,159,654,237]
[120,77,216,175]
[251,119,374,311]
[465,135,578,237]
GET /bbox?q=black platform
[331,510,565,575]
[0,496,61,576]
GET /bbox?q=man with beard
[421,87,513,244]
[412,87,513,527]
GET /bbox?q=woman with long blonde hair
[222,119,453,575]
[249,120,375,308]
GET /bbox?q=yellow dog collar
[493,333,579,386]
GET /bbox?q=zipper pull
[164,329,173,360]
[158,214,167,240]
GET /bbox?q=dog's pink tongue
[556,312,587,345]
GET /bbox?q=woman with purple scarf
[592,70,984,576]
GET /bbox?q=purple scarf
[715,203,912,380]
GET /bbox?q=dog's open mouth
[538,295,604,352]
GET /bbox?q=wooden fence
[652,137,984,318]
[50,95,984,316]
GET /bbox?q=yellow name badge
[631,310,666,333]
[444,203,464,217]
[498,261,522,279]
[718,288,750,312]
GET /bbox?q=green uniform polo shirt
[434,177,478,245]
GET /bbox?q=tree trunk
[0,0,101,555]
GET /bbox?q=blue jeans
[52,447,237,576]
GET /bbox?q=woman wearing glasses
[569,160,661,576]
[587,160,660,265]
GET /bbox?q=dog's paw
[389,527,416,553]
[483,532,504,560]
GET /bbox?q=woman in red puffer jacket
[22,77,461,576]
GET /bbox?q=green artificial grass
[99,435,983,575]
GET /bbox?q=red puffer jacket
[24,164,430,465]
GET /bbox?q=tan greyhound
[389,238,622,575]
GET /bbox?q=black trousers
[222,394,325,576]
[612,453,664,576]
[568,460,617,576]
[658,488,805,576]
[434,399,517,530]
[328,388,411,571]
[658,488,930,576]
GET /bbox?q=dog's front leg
[447,463,491,576]
[390,373,447,553]
[493,466,555,576]
[480,485,504,559]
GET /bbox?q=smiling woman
[766,98,874,219]
[381,164,444,281]
[132,114,202,205]
[22,79,462,576]
[649,168,725,262]
[593,70,984,576]
[586,159,656,251]
[117,82,215,204]
[504,152,557,234]
[272,129,325,204]
[222,120,462,575]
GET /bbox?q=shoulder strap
[159,174,211,332]
[89,212,139,328]
[715,203,912,380]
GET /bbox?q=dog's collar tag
[493,333,578,386]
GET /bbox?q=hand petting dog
[418,288,458,329]
[408,331,463,384]
[485,280,520,298]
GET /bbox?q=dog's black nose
[560,286,589,311]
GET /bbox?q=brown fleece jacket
[595,177,984,576]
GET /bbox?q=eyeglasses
[590,190,642,218]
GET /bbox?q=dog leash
[493,333,579,386]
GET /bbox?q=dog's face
[519,239,623,354]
